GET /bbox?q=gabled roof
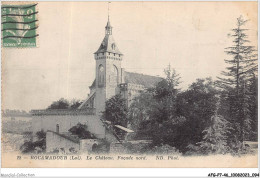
[95,34,122,55]
[124,71,163,88]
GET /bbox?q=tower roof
[94,34,122,55]
[95,17,122,55]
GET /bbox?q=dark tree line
[47,98,83,110]
[103,16,257,155]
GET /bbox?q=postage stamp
[1,3,38,48]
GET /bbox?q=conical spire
[94,2,122,55]
[105,3,112,35]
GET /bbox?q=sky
[2,1,258,111]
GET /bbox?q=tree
[217,16,257,147]
[102,94,128,138]
[47,98,70,109]
[70,99,83,109]
[152,65,181,123]
[128,91,155,139]
[164,64,181,90]
[68,123,96,139]
[198,115,231,154]
[20,130,46,153]
[103,94,128,127]
[175,78,219,152]
[248,76,258,141]
[217,16,257,91]
[129,66,185,146]
[47,98,83,109]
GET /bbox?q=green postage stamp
[1,3,38,48]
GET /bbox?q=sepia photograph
[1,1,258,171]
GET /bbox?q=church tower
[94,16,123,115]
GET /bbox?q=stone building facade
[32,109,105,138]
[31,17,162,141]
[79,18,162,116]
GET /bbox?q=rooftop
[31,109,95,116]
[95,34,122,55]
[124,71,163,89]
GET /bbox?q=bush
[20,131,46,154]
[68,123,96,139]
[20,141,35,153]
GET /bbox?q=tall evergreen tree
[217,16,257,148]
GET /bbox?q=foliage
[47,98,83,110]
[47,98,70,109]
[20,131,46,153]
[20,141,35,154]
[175,78,218,152]
[70,99,83,109]
[68,123,96,139]
[129,65,185,148]
[36,130,46,140]
[102,94,128,138]
[129,77,220,154]
[217,16,258,149]
[103,94,128,127]
[99,16,258,155]
[247,76,258,141]
[128,91,155,139]
[197,115,230,154]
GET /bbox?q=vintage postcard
[1,1,258,170]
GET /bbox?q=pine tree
[218,16,257,91]
[198,115,230,154]
[217,16,257,148]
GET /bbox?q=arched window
[98,64,105,87]
[111,65,118,85]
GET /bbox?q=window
[98,64,105,87]
[111,65,118,85]
[111,43,116,50]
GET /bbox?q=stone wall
[94,52,123,115]
[110,142,128,153]
[95,56,107,115]
[46,131,79,153]
[32,114,105,139]
[80,139,99,153]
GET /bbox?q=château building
[78,17,162,115]
[31,16,162,148]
